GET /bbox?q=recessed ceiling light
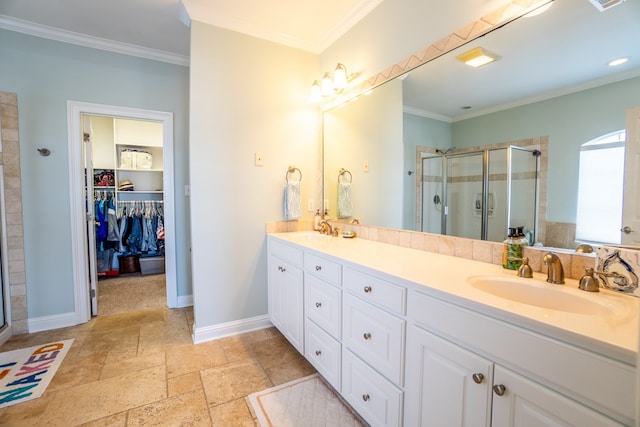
[608,57,629,67]
[456,47,501,68]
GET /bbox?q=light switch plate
[255,152,264,166]
[363,160,369,172]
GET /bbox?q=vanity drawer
[304,252,341,286]
[343,293,405,385]
[304,274,341,338]
[342,349,403,427]
[343,267,406,315]
[268,238,303,268]
[305,319,341,391]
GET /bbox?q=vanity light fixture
[456,47,501,68]
[608,57,629,67]
[310,63,357,102]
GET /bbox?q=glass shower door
[444,153,484,240]
[421,155,444,233]
[508,146,539,243]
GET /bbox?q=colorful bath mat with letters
[0,339,74,408]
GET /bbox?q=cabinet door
[491,366,624,427]
[268,256,304,354]
[405,326,493,427]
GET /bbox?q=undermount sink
[467,276,612,315]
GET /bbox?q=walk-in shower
[421,146,540,242]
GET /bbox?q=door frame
[67,101,177,323]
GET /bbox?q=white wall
[189,22,320,337]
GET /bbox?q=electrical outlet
[363,160,369,172]
[308,199,314,212]
[255,152,264,166]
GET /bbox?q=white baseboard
[175,294,193,308]
[192,314,272,344]
[28,312,79,333]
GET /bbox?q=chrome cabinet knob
[493,384,506,396]
[621,226,634,234]
[362,394,370,402]
[364,286,372,293]
[315,350,321,356]
[315,265,322,271]
[472,373,484,384]
[363,332,372,340]
[315,302,322,308]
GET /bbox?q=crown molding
[0,14,190,67]
[315,0,385,53]
[182,0,382,54]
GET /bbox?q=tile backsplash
[266,220,595,281]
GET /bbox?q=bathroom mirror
[323,0,640,248]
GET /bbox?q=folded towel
[284,181,302,220]
[337,182,353,218]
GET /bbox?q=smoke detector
[588,0,627,11]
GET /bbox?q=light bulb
[310,80,322,102]
[333,63,348,90]
[321,72,334,96]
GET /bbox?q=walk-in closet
[86,115,167,316]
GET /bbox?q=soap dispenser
[313,209,321,231]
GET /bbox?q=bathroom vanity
[267,232,638,426]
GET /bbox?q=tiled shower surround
[0,92,28,334]
[266,220,595,281]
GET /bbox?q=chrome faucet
[543,252,564,284]
[318,220,333,236]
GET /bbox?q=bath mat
[0,339,74,408]
[248,374,365,427]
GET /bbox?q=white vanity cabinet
[405,326,493,426]
[267,234,636,427]
[342,267,407,427]
[405,290,633,426]
[303,252,342,391]
[267,238,304,354]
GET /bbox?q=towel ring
[286,166,302,183]
[338,168,352,184]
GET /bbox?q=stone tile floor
[0,307,315,426]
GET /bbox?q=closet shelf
[117,190,163,194]
[116,168,163,172]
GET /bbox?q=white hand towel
[338,182,353,218]
[284,181,302,220]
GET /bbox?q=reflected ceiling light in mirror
[456,47,501,68]
[608,57,629,67]
[310,63,357,102]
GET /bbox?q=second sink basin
[467,276,612,315]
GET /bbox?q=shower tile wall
[0,91,28,334]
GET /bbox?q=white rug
[0,339,74,408]
[248,374,365,427]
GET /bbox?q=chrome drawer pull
[315,265,322,271]
[363,332,372,340]
[362,394,370,402]
[493,384,506,396]
[281,267,286,272]
[315,350,322,356]
[315,302,322,308]
[472,373,484,384]
[363,286,372,293]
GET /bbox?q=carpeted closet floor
[97,273,167,316]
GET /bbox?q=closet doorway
[68,102,176,323]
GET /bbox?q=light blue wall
[403,113,453,229]
[452,76,640,223]
[0,29,190,318]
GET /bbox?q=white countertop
[269,231,639,365]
